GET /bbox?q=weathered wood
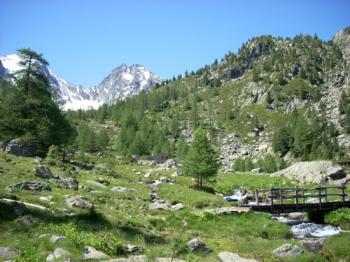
[243,185,349,214]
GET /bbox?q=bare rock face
[271,161,346,183]
[334,27,350,62]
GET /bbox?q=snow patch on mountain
[0,54,161,110]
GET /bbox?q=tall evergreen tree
[182,128,218,189]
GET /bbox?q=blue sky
[0,0,349,87]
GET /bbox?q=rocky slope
[0,54,160,110]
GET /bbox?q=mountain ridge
[0,54,161,110]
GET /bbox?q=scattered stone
[35,165,56,179]
[5,138,37,157]
[171,203,185,211]
[171,170,182,177]
[206,207,250,215]
[15,181,51,191]
[56,177,79,190]
[156,258,186,262]
[46,248,70,262]
[17,215,38,225]
[105,255,148,262]
[96,179,110,186]
[187,238,212,253]
[149,201,171,210]
[86,180,107,189]
[34,156,43,164]
[39,196,51,202]
[0,247,17,260]
[160,159,177,170]
[273,244,304,258]
[218,251,258,262]
[66,196,93,209]
[135,172,142,176]
[251,168,262,173]
[82,245,109,260]
[111,186,136,193]
[122,244,143,254]
[138,160,156,166]
[302,238,325,252]
[38,234,51,238]
[50,235,66,243]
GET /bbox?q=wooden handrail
[254,185,348,208]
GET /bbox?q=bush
[325,208,350,230]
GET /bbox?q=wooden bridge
[242,185,350,214]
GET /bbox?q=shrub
[325,208,350,230]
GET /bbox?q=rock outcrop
[271,161,346,183]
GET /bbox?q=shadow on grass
[0,202,167,245]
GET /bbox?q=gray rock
[302,238,325,252]
[34,156,43,164]
[137,160,156,166]
[50,235,66,243]
[111,186,136,193]
[149,201,171,210]
[218,251,258,262]
[161,159,177,170]
[5,138,36,157]
[273,244,304,258]
[171,203,185,211]
[171,170,182,177]
[17,215,38,225]
[15,181,51,191]
[66,196,93,209]
[271,161,344,183]
[122,244,143,254]
[56,177,79,190]
[105,256,148,262]
[46,248,70,262]
[156,258,186,262]
[326,166,346,180]
[82,245,109,260]
[187,238,212,253]
[35,165,56,179]
[251,168,262,173]
[87,180,107,189]
[0,247,17,259]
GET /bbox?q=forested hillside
[65,28,350,172]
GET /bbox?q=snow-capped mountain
[0,54,161,110]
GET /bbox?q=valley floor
[0,152,349,261]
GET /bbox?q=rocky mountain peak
[0,54,161,110]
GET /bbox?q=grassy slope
[1,152,350,261]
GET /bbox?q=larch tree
[182,128,219,189]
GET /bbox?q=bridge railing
[254,186,347,208]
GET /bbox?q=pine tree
[175,136,189,161]
[0,49,76,156]
[96,129,109,151]
[272,127,292,156]
[182,128,218,189]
